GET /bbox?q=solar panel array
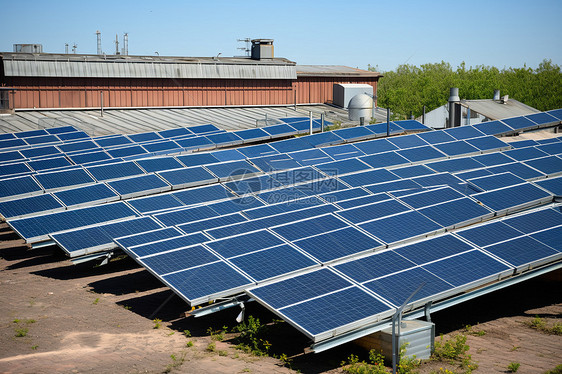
[2,109,562,349]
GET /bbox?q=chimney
[493,89,500,101]
[251,39,274,60]
[448,87,461,128]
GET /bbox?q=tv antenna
[72,43,78,54]
[237,38,251,57]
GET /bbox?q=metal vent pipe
[448,87,460,128]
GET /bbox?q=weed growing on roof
[31,345,38,350]
[527,315,562,335]
[15,327,28,337]
[207,326,227,341]
[341,344,420,374]
[206,341,216,352]
[186,340,193,347]
[163,352,186,373]
[183,329,191,337]
[232,315,271,356]
[463,324,485,336]
[544,364,562,374]
[432,334,478,373]
[507,362,521,372]
[153,318,162,329]
[218,350,228,356]
[93,298,100,305]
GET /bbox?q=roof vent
[251,39,274,60]
[493,89,500,101]
[501,95,509,104]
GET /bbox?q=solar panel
[107,145,149,158]
[315,158,371,177]
[472,120,514,136]
[502,116,538,131]
[139,244,220,275]
[536,142,562,156]
[433,140,480,156]
[58,140,99,153]
[20,146,61,159]
[125,231,209,259]
[142,140,182,154]
[25,135,60,146]
[205,229,283,259]
[359,210,443,244]
[206,132,243,146]
[128,132,163,143]
[261,123,298,138]
[210,149,246,162]
[270,137,313,153]
[285,119,322,133]
[524,156,562,176]
[297,178,346,196]
[56,132,88,142]
[390,165,435,178]
[473,183,552,213]
[271,213,348,241]
[135,157,184,173]
[416,130,458,144]
[353,138,398,155]
[288,148,333,166]
[0,194,64,219]
[364,122,403,135]
[465,136,510,152]
[334,250,415,283]
[502,207,562,234]
[359,151,410,168]
[393,120,428,131]
[229,243,319,282]
[530,226,562,252]
[256,187,308,204]
[235,128,271,143]
[107,174,170,199]
[209,196,264,215]
[363,266,453,306]
[205,160,261,181]
[177,213,248,235]
[482,236,559,269]
[321,143,365,160]
[426,157,484,173]
[335,193,390,210]
[249,154,301,172]
[387,134,427,149]
[546,109,562,121]
[53,183,119,207]
[94,135,133,148]
[223,174,280,195]
[51,216,162,257]
[237,144,278,158]
[335,198,408,224]
[8,202,138,243]
[503,147,549,161]
[189,124,222,134]
[66,150,111,165]
[534,176,562,196]
[339,168,399,187]
[332,126,375,142]
[34,168,95,190]
[175,136,215,151]
[0,175,43,199]
[158,166,217,189]
[0,133,15,140]
[0,162,32,178]
[175,153,218,167]
[86,161,146,182]
[394,234,473,265]
[162,260,253,305]
[27,156,73,172]
[126,193,184,214]
[0,138,27,150]
[467,172,526,191]
[418,197,493,228]
[422,249,512,287]
[0,151,25,165]
[442,126,486,140]
[45,126,78,135]
[486,162,545,180]
[411,172,464,187]
[154,205,218,226]
[158,127,193,139]
[364,179,422,194]
[396,145,447,163]
[397,186,465,209]
[528,111,561,126]
[455,219,521,251]
[270,166,323,185]
[318,186,370,204]
[114,226,183,252]
[454,169,493,181]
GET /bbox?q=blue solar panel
[107,145,149,158]
[107,174,169,197]
[302,131,344,147]
[418,198,492,227]
[334,250,415,283]
[335,198,407,224]
[45,126,78,135]
[473,183,552,212]
[128,132,163,143]
[422,250,511,287]
[483,236,558,267]
[387,135,427,149]
[0,138,27,150]
[205,229,284,258]
[257,187,309,204]
[86,161,145,181]
[158,128,192,139]
[67,150,111,165]
[270,166,323,185]
[229,244,318,282]
[0,194,64,219]
[0,175,43,199]
[158,166,217,188]
[364,122,403,135]
[270,137,313,153]
[235,128,270,142]
[426,158,484,173]
[315,159,370,177]
[175,136,215,151]
[502,116,538,131]
[546,109,562,121]
[502,207,562,234]
[353,138,398,155]
[52,217,162,256]
[318,186,370,203]
[237,144,278,158]
[206,132,243,146]
[0,151,24,164]
[335,193,390,209]
[94,135,133,148]
[530,226,562,252]
[250,154,302,172]
[321,144,365,160]
[509,139,538,148]
[294,226,383,263]
[205,160,261,180]
[54,183,118,207]
[59,140,99,153]
[142,140,182,153]
[285,118,322,133]
[536,137,562,145]
[333,126,376,142]
[20,146,60,159]
[9,202,137,242]
[210,149,246,162]
[467,172,526,191]
[359,151,410,168]
[34,168,95,190]
[277,286,391,338]
[175,153,219,167]
[416,130,456,144]
[364,179,421,194]
[524,156,562,176]
[433,140,480,156]
[114,227,184,250]
[454,169,493,181]
[455,220,522,247]
[223,174,279,195]
[15,129,49,138]
[360,210,443,244]
[396,145,447,163]
[472,120,514,135]
[442,126,485,140]
[398,187,465,209]
[272,214,348,241]
[339,168,399,187]
[288,148,332,166]
[57,131,89,141]
[391,165,435,178]
[127,194,183,214]
[177,213,247,235]
[208,196,264,215]
[0,133,15,140]
[536,142,562,156]
[394,120,428,131]
[27,156,73,172]
[154,205,218,226]
[471,152,515,166]
[25,135,60,146]
[163,261,253,305]
[395,234,473,265]
[0,162,32,178]
[135,157,184,173]
[535,176,562,196]
[465,136,510,152]
[411,172,464,187]
[503,147,549,161]
[363,267,453,306]
[125,231,209,258]
[261,123,298,137]
[189,124,222,134]
[140,244,219,275]
[486,162,545,180]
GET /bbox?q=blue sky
[2,0,561,72]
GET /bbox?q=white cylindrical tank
[348,93,373,121]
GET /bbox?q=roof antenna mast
[237,38,251,57]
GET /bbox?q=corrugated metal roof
[462,99,540,120]
[3,59,297,79]
[296,65,381,77]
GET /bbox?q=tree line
[370,59,562,118]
